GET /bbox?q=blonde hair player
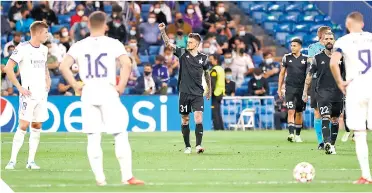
[330,11,372,184]
[59,11,144,186]
[4,21,50,170]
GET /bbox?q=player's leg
[192,95,205,153]
[341,99,353,142]
[102,100,143,185]
[330,102,343,152]
[318,100,332,154]
[179,93,192,153]
[311,85,323,147]
[82,103,106,185]
[6,97,35,169]
[294,95,304,142]
[285,92,296,142]
[26,98,49,169]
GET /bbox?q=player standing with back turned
[278,39,309,143]
[159,23,212,154]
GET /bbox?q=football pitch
[1,130,372,192]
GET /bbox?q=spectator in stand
[59,27,72,51]
[150,1,172,24]
[202,33,223,55]
[51,32,67,62]
[31,1,58,26]
[221,50,233,69]
[53,1,76,15]
[128,25,140,40]
[1,6,12,36]
[1,45,19,96]
[159,33,175,55]
[183,4,203,33]
[167,12,192,35]
[15,9,34,34]
[209,18,231,49]
[259,51,280,82]
[224,68,236,96]
[274,97,288,130]
[230,25,261,56]
[152,55,169,95]
[70,15,89,42]
[138,12,160,54]
[44,41,60,76]
[8,1,32,25]
[58,64,81,96]
[82,1,104,16]
[70,4,85,27]
[163,47,179,77]
[125,46,140,87]
[107,15,127,43]
[204,2,235,32]
[132,64,162,95]
[175,29,187,48]
[3,32,22,57]
[126,42,141,67]
[151,3,167,25]
[248,68,269,96]
[230,42,254,87]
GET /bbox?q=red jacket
[70,15,82,27]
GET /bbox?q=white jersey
[10,42,48,99]
[67,36,127,105]
[334,32,372,85]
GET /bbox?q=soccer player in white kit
[330,12,372,184]
[4,21,50,170]
[59,11,144,186]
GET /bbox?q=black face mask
[216,29,222,34]
[144,71,151,76]
[177,19,184,24]
[25,14,30,19]
[177,31,183,36]
[239,48,245,54]
[40,4,46,10]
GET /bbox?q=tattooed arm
[158,23,176,49]
[302,58,317,102]
[204,70,211,100]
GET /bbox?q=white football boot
[26,161,40,169]
[184,147,191,154]
[5,161,16,170]
[295,135,303,143]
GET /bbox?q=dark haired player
[159,23,211,154]
[278,39,309,143]
[303,32,344,154]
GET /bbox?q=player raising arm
[5,21,50,170]
[330,12,372,184]
[159,23,211,154]
[59,11,143,186]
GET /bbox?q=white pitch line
[5,168,363,172]
[8,180,355,188]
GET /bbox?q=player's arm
[159,23,176,50]
[330,51,345,94]
[59,55,80,91]
[205,69,211,100]
[45,63,51,92]
[116,54,132,94]
[4,59,22,90]
[277,56,287,98]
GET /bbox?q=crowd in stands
[1,1,281,97]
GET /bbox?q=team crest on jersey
[301,59,306,64]
[199,58,204,64]
[321,61,325,64]
[289,60,292,62]
[12,49,18,55]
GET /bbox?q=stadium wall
[313,1,372,32]
[0,96,212,132]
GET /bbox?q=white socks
[354,132,372,180]
[28,128,41,163]
[87,133,105,182]
[114,132,133,182]
[10,128,26,162]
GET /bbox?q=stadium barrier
[221,96,314,130]
[0,96,212,132]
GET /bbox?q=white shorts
[81,97,129,134]
[345,82,372,130]
[18,95,49,123]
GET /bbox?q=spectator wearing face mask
[3,32,22,57]
[248,68,269,96]
[15,9,34,34]
[132,64,162,95]
[128,25,140,40]
[221,51,233,69]
[44,41,60,76]
[163,47,179,77]
[167,12,192,35]
[150,1,172,24]
[70,15,89,42]
[183,4,202,33]
[8,1,32,24]
[138,13,161,54]
[209,19,231,50]
[201,34,223,55]
[107,16,127,43]
[1,45,19,96]
[224,68,235,96]
[159,33,176,55]
[31,1,58,26]
[58,64,82,96]
[152,55,169,95]
[151,3,167,25]
[59,27,72,51]
[230,43,254,87]
[70,4,85,27]
[82,1,104,16]
[204,2,234,31]
[259,51,280,82]
[126,41,141,67]
[230,25,261,55]
[175,29,188,48]
[124,46,140,87]
[51,32,67,62]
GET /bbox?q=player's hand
[277,89,283,100]
[18,87,31,97]
[72,82,83,95]
[115,85,124,95]
[302,93,308,103]
[206,91,211,100]
[158,23,166,31]
[337,80,352,95]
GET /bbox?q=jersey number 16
[85,53,108,78]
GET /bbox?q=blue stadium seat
[274,23,293,45]
[293,24,310,33]
[236,87,248,96]
[285,4,303,12]
[104,5,112,14]
[303,3,316,11]
[310,24,327,32]
[149,55,156,64]
[1,35,7,45]
[142,13,149,22]
[279,14,298,23]
[141,4,151,13]
[239,1,255,14]
[249,4,267,22]
[303,34,317,45]
[1,2,12,14]
[51,25,64,34]
[314,15,325,23]
[139,55,149,64]
[252,54,263,66]
[148,46,160,55]
[304,11,319,17]
[267,4,285,12]
[262,15,279,33]
[298,15,315,23]
[124,87,131,95]
[58,15,71,25]
[301,48,308,55]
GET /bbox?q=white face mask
[254,75,262,80]
[224,58,232,64]
[148,18,156,24]
[239,31,246,36]
[265,58,273,64]
[77,10,84,17]
[62,31,68,37]
[130,30,136,36]
[187,9,195,14]
[203,48,210,54]
[129,43,137,47]
[113,22,121,28]
[218,7,225,14]
[154,8,161,14]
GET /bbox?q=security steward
[209,54,225,130]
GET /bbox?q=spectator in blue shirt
[138,12,161,54]
[152,55,169,95]
[15,9,34,34]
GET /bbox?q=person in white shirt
[4,21,51,170]
[59,11,144,186]
[330,12,372,184]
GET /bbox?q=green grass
[1,130,372,192]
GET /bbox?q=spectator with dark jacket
[1,13,12,36]
[274,97,288,130]
[8,1,32,24]
[152,3,167,25]
[31,1,58,26]
[259,51,280,82]
[132,64,162,95]
[107,16,127,43]
[247,68,269,96]
[230,25,261,55]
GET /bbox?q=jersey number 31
[358,49,371,74]
[85,53,108,78]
